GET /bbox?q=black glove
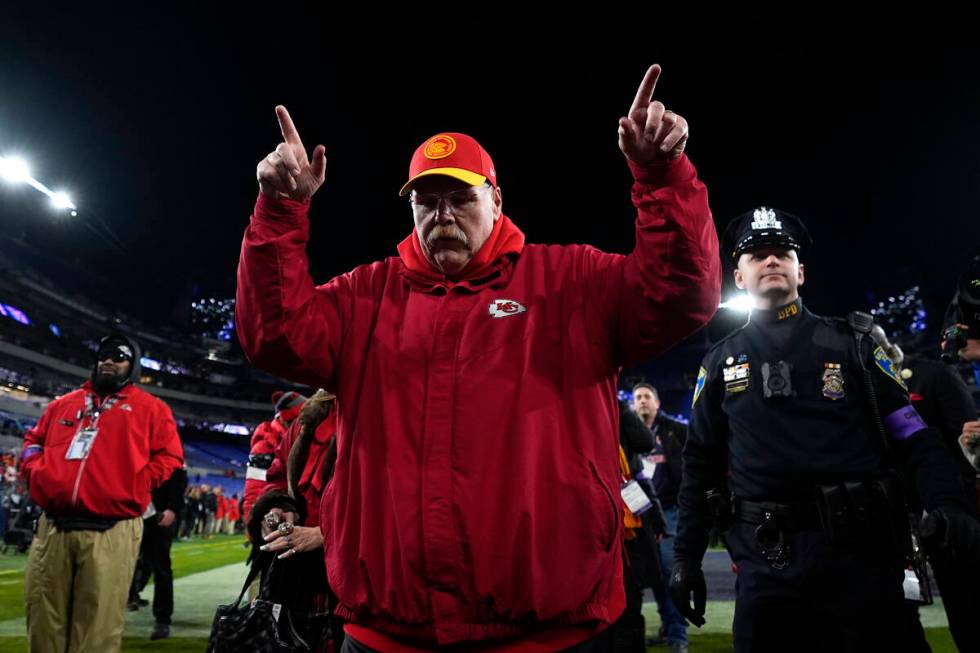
[923,508,980,563]
[668,560,706,627]
[248,453,275,469]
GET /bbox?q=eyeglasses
[408,184,489,213]
[98,352,131,363]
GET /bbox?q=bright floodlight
[0,157,31,183]
[0,154,79,214]
[51,191,76,210]
[720,293,755,312]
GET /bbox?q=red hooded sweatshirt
[236,154,720,647]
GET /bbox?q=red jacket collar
[396,213,525,292]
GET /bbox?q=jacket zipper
[70,394,101,507]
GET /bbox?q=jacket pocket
[588,460,620,553]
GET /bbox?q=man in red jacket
[237,64,721,651]
[20,334,184,653]
[243,390,306,521]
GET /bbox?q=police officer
[668,207,980,652]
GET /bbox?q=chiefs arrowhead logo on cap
[424,135,457,160]
[400,132,497,196]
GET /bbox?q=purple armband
[21,444,42,462]
[884,406,928,441]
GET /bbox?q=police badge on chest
[822,363,845,400]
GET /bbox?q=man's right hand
[960,421,980,469]
[256,105,327,202]
[669,560,707,627]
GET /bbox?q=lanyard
[82,393,120,429]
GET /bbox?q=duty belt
[734,497,821,570]
[735,498,822,531]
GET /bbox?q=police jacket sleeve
[236,193,352,389]
[866,345,969,511]
[587,155,721,367]
[674,358,728,564]
[145,401,184,491]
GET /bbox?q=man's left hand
[618,64,690,165]
[157,509,176,528]
[925,508,980,562]
[261,522,323,560]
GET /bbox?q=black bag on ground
[206,557,310,652]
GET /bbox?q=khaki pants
[25,514,143,653]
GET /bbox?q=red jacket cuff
[627,154,695,188]
[253,192,311,225]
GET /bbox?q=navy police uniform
[670,208,974,653]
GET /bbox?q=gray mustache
[427,225,469,246]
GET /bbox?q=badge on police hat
[721,206,813,263]
[751,207,782,230]
[821,363,845,400]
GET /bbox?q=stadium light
[720,293,755,312]
[0,156,31,184]
[0,154,78,215]
[50,191,77,215]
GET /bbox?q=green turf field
[0,536,959,651]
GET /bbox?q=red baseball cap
[398,132,497,196]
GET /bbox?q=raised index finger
[629,64,662,116]
[276,105,305,148]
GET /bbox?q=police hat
[721,207,813,264]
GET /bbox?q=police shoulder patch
[873,346,907,389]
[692,366,707,408]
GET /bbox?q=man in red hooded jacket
[20,334,183,653]
[244,390,307,521]
[237,64,721,652]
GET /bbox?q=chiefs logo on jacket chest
[488,299,527,319]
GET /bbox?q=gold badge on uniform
[822,363,845,400]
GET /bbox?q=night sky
[1,12,978,341]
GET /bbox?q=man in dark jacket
[903,355,980,652]
[613,401,665,652]
[201,485,217,537]
[671,209,980,652]
[129,465,189,640]
[632,383,688,652]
